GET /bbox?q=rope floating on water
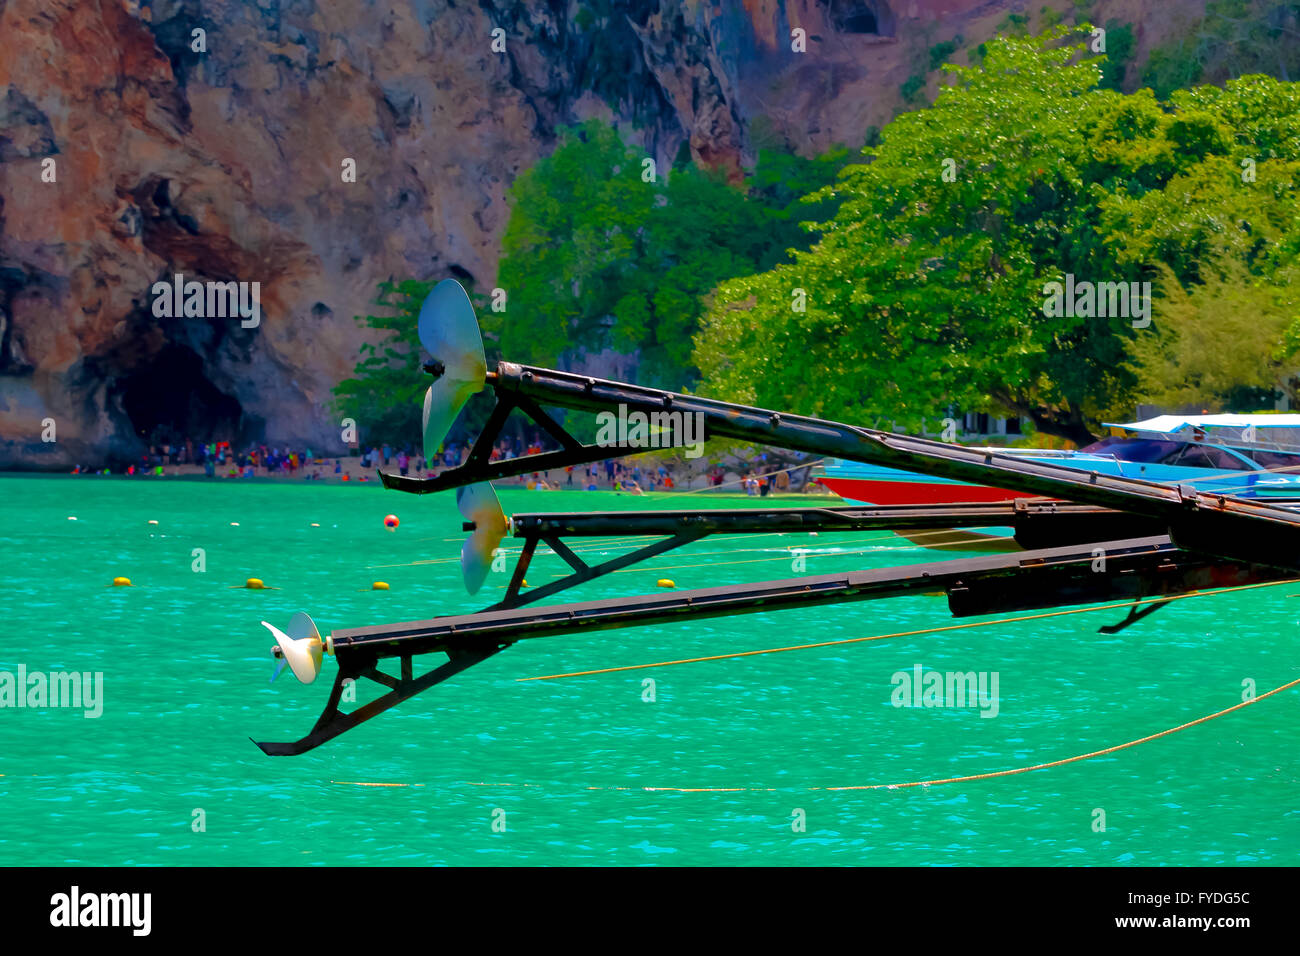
[617,674,1300,792]
[518,577,1299,682]
[328,671,1299,794]
[838,675,1300,791]
[327,534,1300,793]
[331,780,415,788]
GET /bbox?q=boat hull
[820,476,1029,505]
[820,454,1300,506]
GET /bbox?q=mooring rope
[324,579,1298,794]
[518,577,1298,682]
[328,669,1299,794]
[833,675,1300,791]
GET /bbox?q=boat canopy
[1106,415,1300,451]
[1108,414,1300,431]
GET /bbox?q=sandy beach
[78,453,831,497]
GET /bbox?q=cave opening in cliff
[830,0,895,36]
[119,345,245,448]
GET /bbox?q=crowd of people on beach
[67,432,817,494]
[72,441,345,479]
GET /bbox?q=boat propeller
[264,611,331,684]
[458,482,509,595]
[414,281,510,595]
[418,278,487,460]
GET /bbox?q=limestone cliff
[0,0,1207,467]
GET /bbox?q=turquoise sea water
[0,473,1297,866]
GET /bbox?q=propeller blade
[418,279,487,460]
[457,483,508,595]
[263,612,325,684]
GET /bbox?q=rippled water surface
[1,474,1296,865]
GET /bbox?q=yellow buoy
[657,578,676,588]
[244,578,266,589]
[147,519,159,525]
[111,576,132,587]
[310,522,320,528]
[521,580,530,588]
[371,581,390,590]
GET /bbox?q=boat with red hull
[820,415,1300,506]
[820,474,1031,505]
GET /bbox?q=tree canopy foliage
[693,26,1300,444]
[1143,0,1300,100]
[1129,257,1300,411]
[492,119,849,389]
[332,279,433,447]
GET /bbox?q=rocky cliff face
[0,0,1204,467]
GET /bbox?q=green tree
[333,279,497,450]
[1142,1,1300,99]
[332,279,433,448]
[1128,256,1300,409]
[492,119,656,370]
[696,27,1128,444]
[493,118,849,388]
[1097,20,1135,91]
[692,29,1300,444]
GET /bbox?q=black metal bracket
[380,384,709,495]
[487,530,707,610]
[395,360,1300,574]
[479,499,1297,612]
[257,535,1296,755]
[253,645,505,756]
